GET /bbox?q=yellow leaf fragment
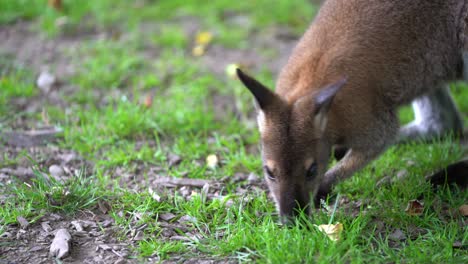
[192,31,213,56]
[192,45,205,56]
[206,154,218,169]
[225,63,240,79]
[316,223,343,241]
[195,31,213,45]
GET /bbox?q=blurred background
[0,0,318,157]
[0,0,320,168]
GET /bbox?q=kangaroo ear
[236,68,278,111]
[314,77,347,132]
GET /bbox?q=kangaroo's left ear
[236,68,279,111]
[313,77,347,133]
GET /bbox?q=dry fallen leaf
[148,187,161,202]
[143,94,153,108]
[192,31,213,57]
[316,223,343,241]
[48,0,62,11]
[206,154,218,169]
[101,219,113,228]
[49,229,71,259]
[195,31,213,45]
[80,220,97,229]
[17,216,29,229]
[178,215,197,223]
[70,221,84,232]
[405,199,424,216]
[167,153,182,168]
[41,222,52,233]
[97,200,112,214]
[97,244,112,251]
[159,213,177,222]
[459,204,468,216]
[133,231,144,241]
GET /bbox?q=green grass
[0,166,104,226]
[0,0,313,42]
[0,58,37,116]
[1,1,467,263]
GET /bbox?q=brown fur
[237,0,468,221]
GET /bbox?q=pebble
[49,228,71,259]
[247,173,260,184]
[49,165,64,179]
[17,216,29,229]
[388,229,407,241]
[36,71,56,93]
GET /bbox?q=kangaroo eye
[306,162,318,180]
[264,166,275,181]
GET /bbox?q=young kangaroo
[236,0,467,222]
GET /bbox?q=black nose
[279,200,310,224]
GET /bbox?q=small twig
[328,193,340,225]
[0,127,62,147]
[153,177,215,188]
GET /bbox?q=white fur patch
[314,112,328,133]
[411,100,424,125]
[257,110,266,134]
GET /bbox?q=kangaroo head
[236,69,346,222]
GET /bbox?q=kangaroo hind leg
[399,85,463,142]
